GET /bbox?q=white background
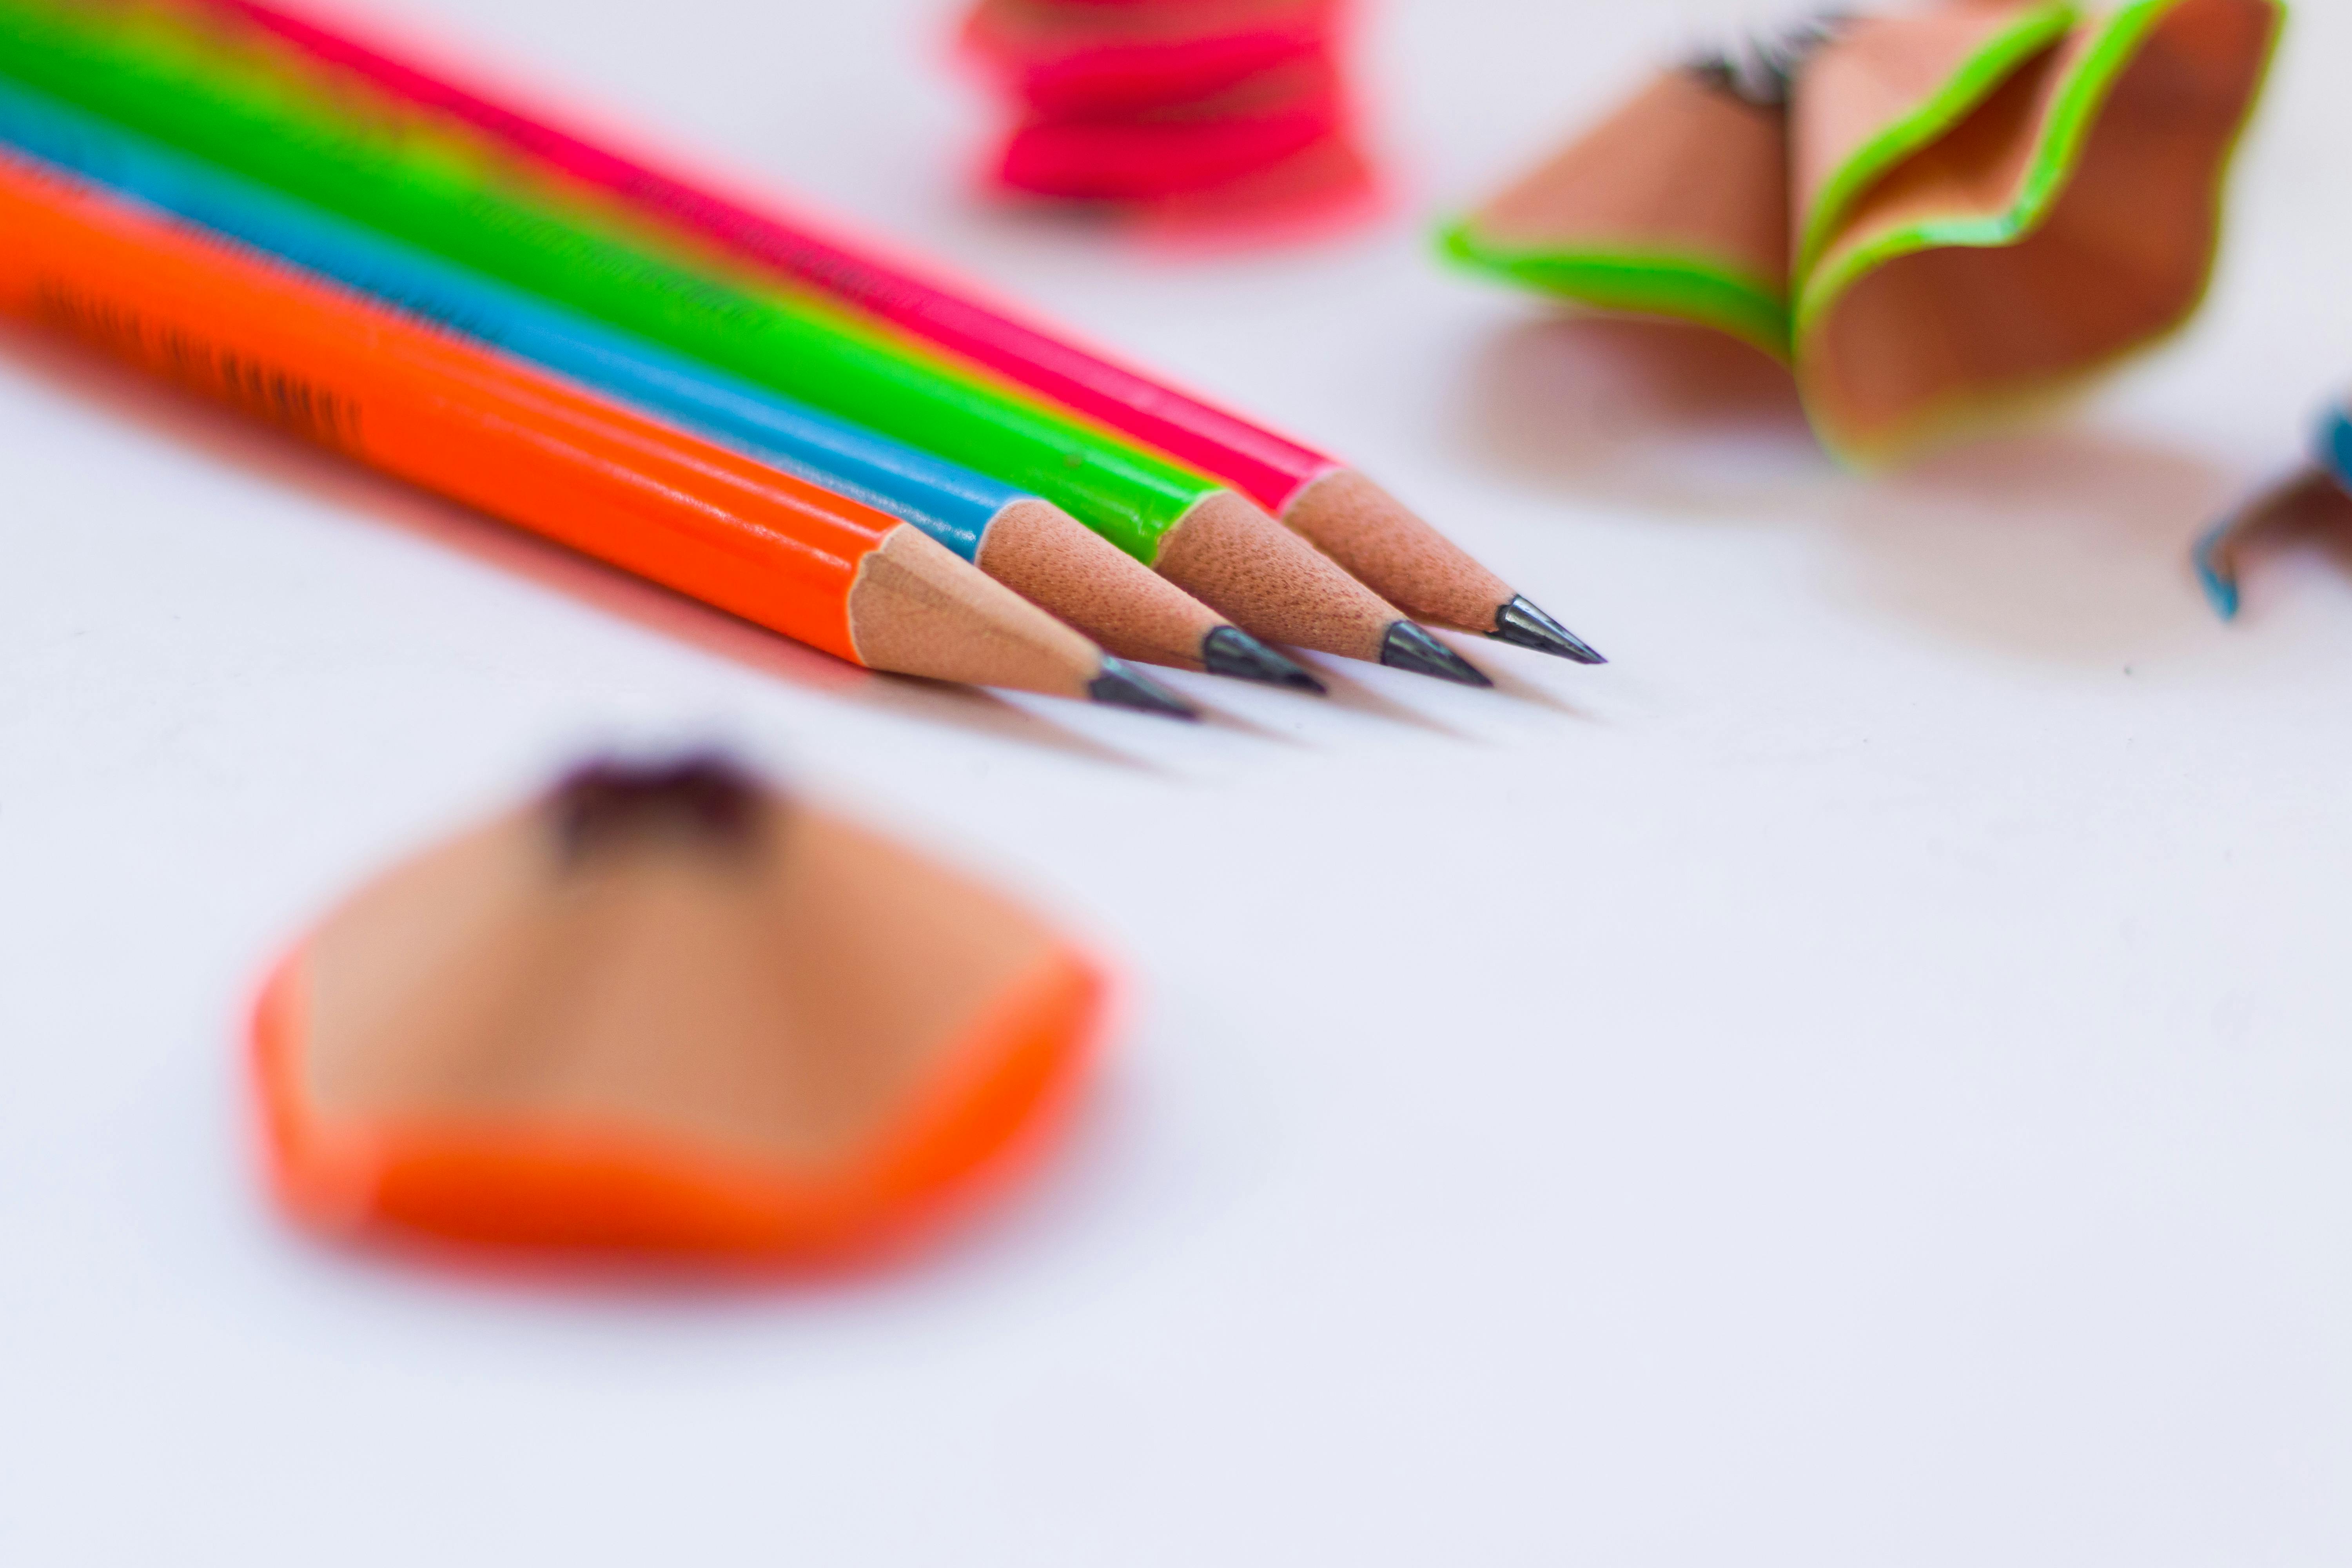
[5,0,2351,1561]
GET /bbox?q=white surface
[5,0,2352,1561]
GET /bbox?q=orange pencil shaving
[254,754,1112,1265]
[0,151,1192,713]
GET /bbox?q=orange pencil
[0,150,1193,715]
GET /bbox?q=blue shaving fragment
[2192,521,2242,622]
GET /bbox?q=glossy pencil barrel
[0,75,1005,553]
[0,0,1219,564]
[192,0,1343,514]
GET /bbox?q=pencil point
[1380,622,1493,688]
[1088,657,1200,719]
[1491,595,1607,664]
[1200,626,1327,693]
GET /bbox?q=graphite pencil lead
[1491,595,1607,665]
[1381,622,1494,688]
[1088,657,1201,720]
[1200,626,1327,694]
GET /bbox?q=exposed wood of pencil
[1281,469,1518,636]
[1800,0,2280,451]
[848,523,1133,705]
[1153,489,1408,663]
[975,497,1231,671]
[1468,68,1789,292]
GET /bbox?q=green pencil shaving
[1437,0,2283,466]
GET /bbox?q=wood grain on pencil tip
[974,498,1319,689]
[1282,469,1605,663]
[1158,490,1494,686]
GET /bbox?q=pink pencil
[182,0,1600,659]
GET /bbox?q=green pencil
[0,0,1487,681]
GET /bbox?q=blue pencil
[0,77,1316,688]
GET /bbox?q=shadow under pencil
[1472,650,1607,722]
[1296,656,1483,742]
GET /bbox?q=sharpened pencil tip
[1200,626,1327,693]
[1490,595,1607,664]
[1381,622,1494,688]
[1089,657,1200,719]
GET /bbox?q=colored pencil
[182,0,1599,664]
[0,0,1488,684]
[0,148,1195,716]
[0,78,1316,691]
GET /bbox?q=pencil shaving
[253,755,1109,1266]
[1443,0,2284,465]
